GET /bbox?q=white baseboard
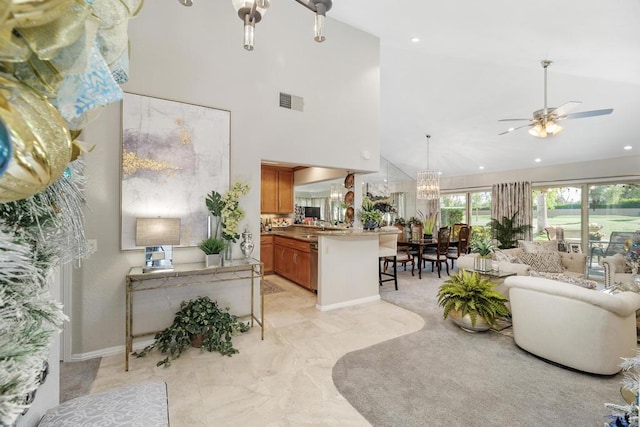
[316,294,381,312]
[70,339,155,362]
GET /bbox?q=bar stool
[379,229,399,290]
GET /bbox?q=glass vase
[222,243,233,266]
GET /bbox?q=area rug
[60,358,102,402]
[332,273,626,426]
[262,279,285,295]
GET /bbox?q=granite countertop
[261,226,400,242]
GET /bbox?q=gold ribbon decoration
[0,73,71,203]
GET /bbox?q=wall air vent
[279,92,304,112]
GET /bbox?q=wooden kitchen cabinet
[260,235,274,275]
[261,166,293,214]
[274,236,311,289]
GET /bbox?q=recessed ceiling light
[534,158,541,163]
[479,166,485,170]
[410,37,420,43]
[624,145,633,150]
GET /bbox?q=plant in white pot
[470,238,494,272]
[199,237,226,267]
[437,270,510,332]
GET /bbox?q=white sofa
[504,276,640,375]
[457,247,587,278]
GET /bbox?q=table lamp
[135,217,181,273]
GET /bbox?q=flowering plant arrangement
[205,182,251,244]
[623,232,640,272]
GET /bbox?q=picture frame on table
[569,243,582,254]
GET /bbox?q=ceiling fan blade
[498,123,532,135]
[563,108,614,120]
[549,101,582,117]
[498,118,532,122]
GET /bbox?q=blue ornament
[64,167,72,179]
[0,118,11,177]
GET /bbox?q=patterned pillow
[518,240,558,253]
[517,252,564,273]
[493,249,518,263]
[530,271,598,289]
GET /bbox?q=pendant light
[416,134,440,200]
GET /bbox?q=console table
[125,259,264,371]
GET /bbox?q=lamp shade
[135,218,181,246]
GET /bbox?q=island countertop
[261,225,399,242]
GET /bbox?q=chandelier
[416,134,440,200]
[179,1,332,51]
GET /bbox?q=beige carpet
[333,271,627,426]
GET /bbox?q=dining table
[401,238,458,279]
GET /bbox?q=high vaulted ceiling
[329,0,640,180]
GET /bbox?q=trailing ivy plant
[133,296,250,367]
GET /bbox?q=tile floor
[91,275,424,426]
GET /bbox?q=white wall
[73,1,380,355]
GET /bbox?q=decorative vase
[240,231,255,260]
[449,309,491,332]
[363,220,378,230]
[423,233,433,241]
[205,253,222,268]
[222,244,233,266]
[474,256,492,272]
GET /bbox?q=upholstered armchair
[602,253,633,289]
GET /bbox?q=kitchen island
[262,226,399,311]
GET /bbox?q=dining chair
[447,225,470,269]
[383,225,415,276]
[422,226,451,278]
[452,223,468,240]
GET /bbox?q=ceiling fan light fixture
[528,121,563,138]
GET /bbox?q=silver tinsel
[0,161,86,425]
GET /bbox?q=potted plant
[470,238,494,272]
[205,182,251,263]
[132,296,250,367]
[199,237,227,267]
[359,197,383,230]
[488,211,532,249]
[437,270,510,332]
[417,210,438,239]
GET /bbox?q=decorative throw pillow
[518,240,558,253]
[494,249,517,263]
[530,271,598,290]
[517,252,564,273]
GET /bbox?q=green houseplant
[417,210,438,238]
[470,238,494,272]
[199,237,227,267]
[437,270,510,332]
[359,197,383,230]
[488,211,532,249]
[133,296,250,367]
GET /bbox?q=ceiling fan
[498,60,613,138]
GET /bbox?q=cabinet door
[277,169,294,213]
[294,250,311,288]
[261,167,278,213]
[261,243,274,274]
[274,244,287,276]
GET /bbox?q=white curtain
[491,181,533,241]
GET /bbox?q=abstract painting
[121,93,230,250]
